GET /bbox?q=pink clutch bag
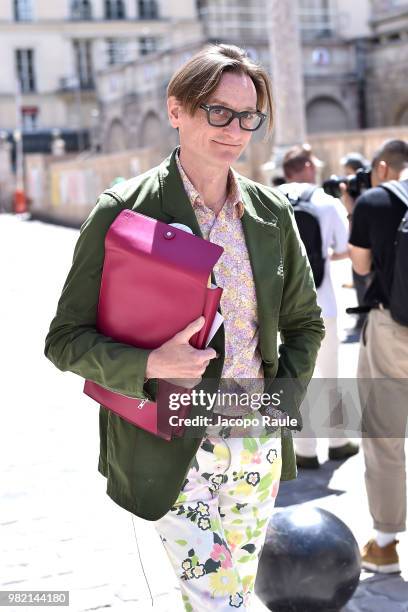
[83,209,223,440]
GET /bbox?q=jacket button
[164,231,175,240]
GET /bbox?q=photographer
[349,139,408,573]
[340,153,372,331]
[341,151,369,177]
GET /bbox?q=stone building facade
[364,0,408,127]
[198,0,408,134]
[0,0,203,153]
[198,0,372,134]
[96,43,204,154]
[1,0,407,161]
[98,0,376,155]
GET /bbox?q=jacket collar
[158,148,203,237]
[158,148,280,236]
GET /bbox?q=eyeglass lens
[209,107,262,130]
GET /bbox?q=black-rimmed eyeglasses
[199,104,266,132]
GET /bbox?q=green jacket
[44,149,324,520]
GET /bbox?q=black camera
[322,168,372,199]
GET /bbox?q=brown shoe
[361,538,400,573]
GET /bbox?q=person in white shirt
[279,144,359,468]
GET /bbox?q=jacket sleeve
[44,194,152,400]
[267,194,325,428]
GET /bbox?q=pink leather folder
[83,209,223,440]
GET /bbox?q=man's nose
[224,117,242,136]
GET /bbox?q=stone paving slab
[1,215,407,611]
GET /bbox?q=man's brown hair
[282,144,315,179]
[167,44,274,135]
[372,139,408,171]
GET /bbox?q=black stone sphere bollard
[255,506,361,612]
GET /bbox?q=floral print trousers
[155,431,282,611]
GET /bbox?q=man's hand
[145,316,218,386]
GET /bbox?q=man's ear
[377,160,388,182]
[167,96,182,129]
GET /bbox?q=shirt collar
[176,148,244,219]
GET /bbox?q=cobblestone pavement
[1,214,407,611]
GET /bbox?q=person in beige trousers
[349,139,408,573]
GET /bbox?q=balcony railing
[58,76,95,92]
[198,3,337,41]
[297,6,336,40]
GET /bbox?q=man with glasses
[45,44,324,610]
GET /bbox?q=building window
[14,0,33,21]
[106,39,128,65]
[15,49,36,93]
[312,47,330,65]
[21,106,39,131]
[105,0,125,19]
[70,0,92,20]
[298,0,334,39]
[73,40,94,88]
[138,0,159,19]
[139,36,158,55]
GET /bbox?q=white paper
[169,222,194,234]
[205,311,224,347]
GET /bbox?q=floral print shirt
[176,151,263,414]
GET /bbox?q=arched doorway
[106,119,127,153]
[306,96,349,133]
[396,104,408,125]
[139,111,164,151]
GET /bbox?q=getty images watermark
[167,389,299,429]
[158,377,408,438]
